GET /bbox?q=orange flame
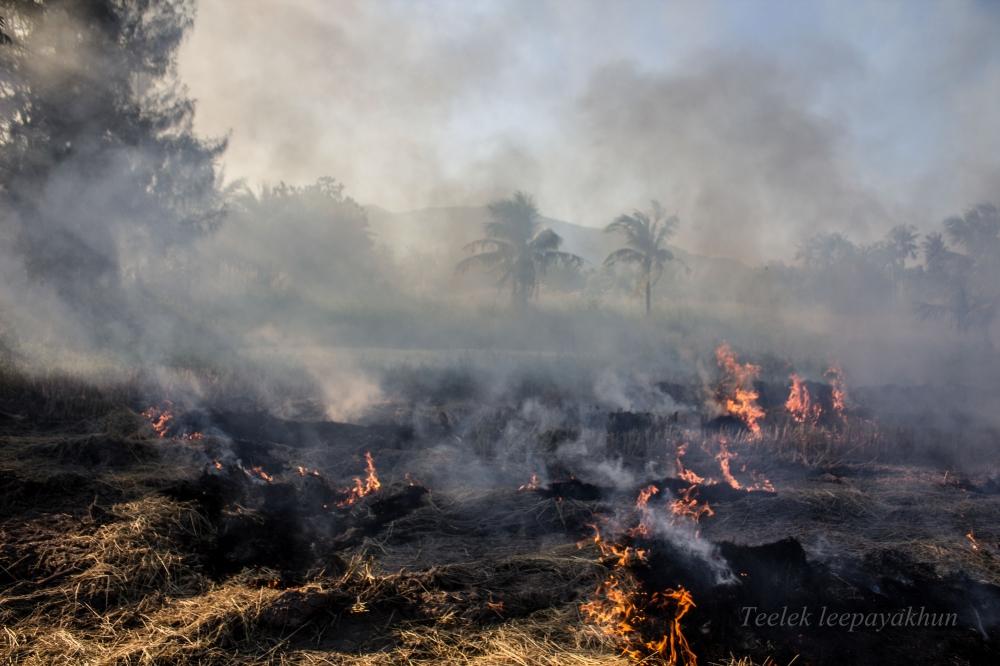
[581,570,697,664]
[825,364,848,419]
[142,402,204,440]
[583,523,648,565]
[786,373,822,424]
[636,484,660,509]
[627,484,662,538]
[715,438,742,490]
[337,451,381,507]
[671,485,715,523]
[247,466,273,483]
[714,344,765,435]
[967,530,981,552]
[579,499,697,663]
[141,402,174,438]
[647,587,698,666]
[714,438,773,493]
[675,443,707,485]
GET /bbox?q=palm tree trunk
[645,274,651,316]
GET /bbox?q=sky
[177,0,1000,260]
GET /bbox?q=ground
[0,372,998,665]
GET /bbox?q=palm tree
[604,201,679,315]
[878,224,920,300]
[457,191,582,308]
[886,224,920,265]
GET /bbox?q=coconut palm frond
[606,213,651,249]
[604,247,644,267]
[541,250,584,269]
[456,249,508,274]
[654,215,679,246]
[529,228,563,252]
[463,238,510,254]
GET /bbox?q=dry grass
[740,420,890,467]
[1,496,212,612]
[319,607,626,666]
[0,494,626,666]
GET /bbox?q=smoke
[179,0,1000,260]
[0,0,998,451]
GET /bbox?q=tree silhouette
[457,191,581,308]
[917,204,1000,349]
[868,224,920,299]
[603,201,679,315]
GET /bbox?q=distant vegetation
[0,1,997,362]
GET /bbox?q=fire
[581,570,697,665]
[714,438,774,493]
[670,457,715,523]
[714,343,765,435]
[583,523,648,566]
[141,402,174,438]
[518,473,541,491]
[296,465,321,477]
[646,587,698,666]
[212,460,223,471]
[785,373,822,424]
[825,364,848,419]
[580,572,646,659]
[675,443,706,485]
[627,485,661,538]
[715,438,741,490]
[337,451,381,507]
[580,512,697,663]
[636,484,659,509]
[671,485,715,523]
[967,530,981,552]
[141,401,204,440]
[247,466,273,483]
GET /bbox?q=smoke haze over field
[180,0,1000,259]
[6,7,1000,664]
[0,0,999,439]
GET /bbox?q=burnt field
[1,351,998,666]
